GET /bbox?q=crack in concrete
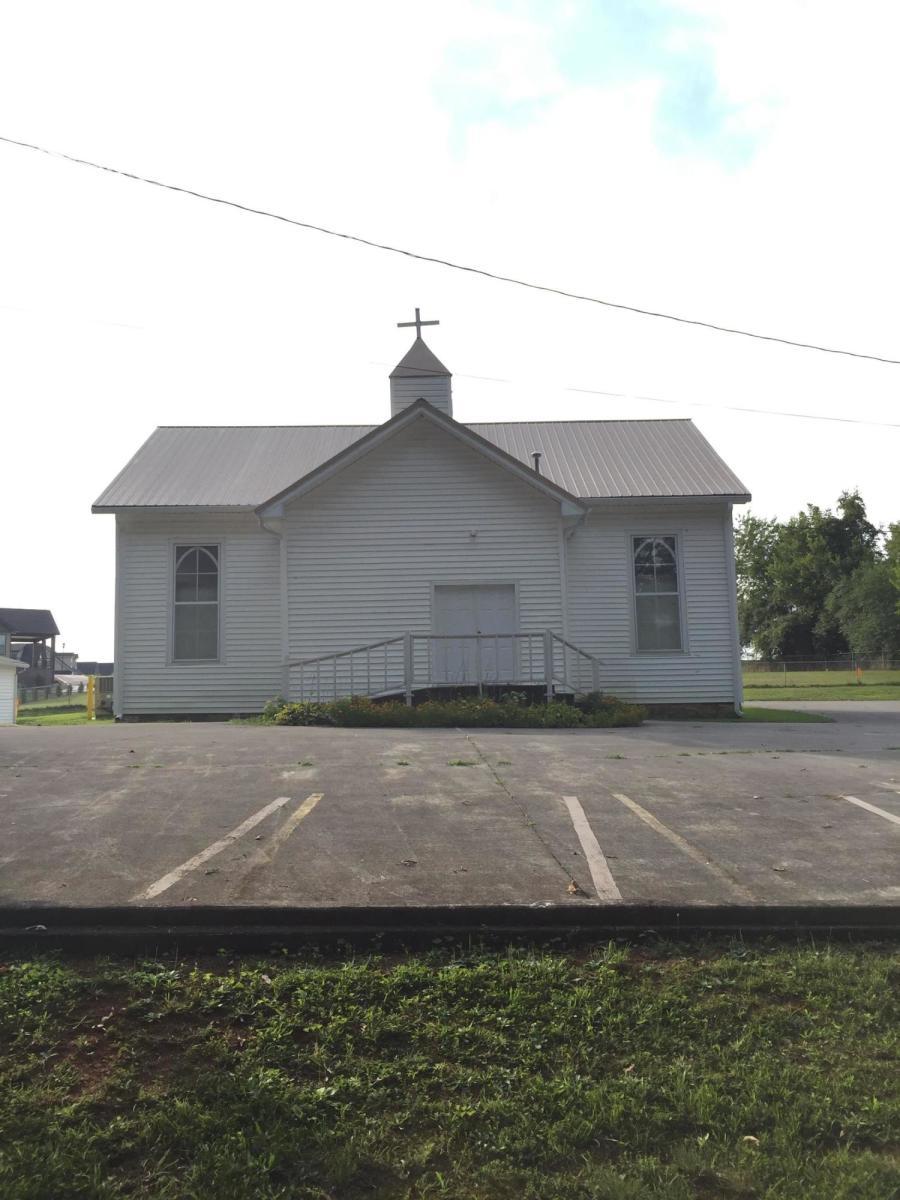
[461,731,584,896]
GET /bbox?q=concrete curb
[1,904,897,950]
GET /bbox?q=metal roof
[389,337,451,378]
[93,418,749,509]
[0,608,61,637]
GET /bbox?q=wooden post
[544,630,554,704]
[403,633,413,707]
[86,675,96,721]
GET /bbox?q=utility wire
[3,132,900,367]
[371,362,900,429]
[563,385,900,429]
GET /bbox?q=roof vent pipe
[532,451,542,474]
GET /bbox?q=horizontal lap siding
[566,505,736,703]
[285,419,562,693]
[117,513,282,714]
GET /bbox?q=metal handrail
[286,635,404,668]
[286,630,601,704]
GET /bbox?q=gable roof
[256,400,582,516]
[0,608,60,638]
[93,413,750,510]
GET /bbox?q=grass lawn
[740,706,831,723]
[15,708,112,727]
[744,684,900,701]
[743,668,900,703]
[0,941,897,1199]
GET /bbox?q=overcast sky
[2,1,898,659]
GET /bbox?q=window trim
[628,531,689,655]
[168,539,223,665]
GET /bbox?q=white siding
[389,377,452,418]
[565,504,738,704]
[0,664,16,725]
[284,417,562,694]
[116,512,282,715]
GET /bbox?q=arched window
[173,544,219,661]
[632,536,683,651]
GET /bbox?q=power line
[563,385,900,429]
[3,132,899,367]
[370,361,900,428]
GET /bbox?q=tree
[735,490,882,659]
[826,561,900,661]
[887,524,900,610]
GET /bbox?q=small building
[93,313,751,719]
[0,617,25,724]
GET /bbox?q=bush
[272,701,336,726]
[264,694,644,729]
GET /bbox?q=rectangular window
[633,535,683,651]
[173,544,219,661]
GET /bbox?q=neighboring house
[76,661,115,677]
[0,617,26,724]
[0,608,61,688]
[93,318,750,719]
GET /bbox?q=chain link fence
[743,657,900,673]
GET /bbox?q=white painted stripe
[842,795,900,827]
[133,795,293,900]
[255,793,323,862]
[562,796,621,900]
[877,783,900,796]
[611,792,755,901]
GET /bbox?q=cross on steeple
[397,307,439,339]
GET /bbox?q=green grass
[743,669,900,702]
[15,709,113,727]
[742,668,900,690]
[740,706,832,723]
[0,941,897,1199]
[744,685,900,701]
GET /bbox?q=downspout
[722,503,743,716]
[558,508,587,645]
[113,515,124,720]
[257,514,290,699]
[557,511,569,642]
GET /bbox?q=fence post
[475,636,483,698]
[591,656,601,694]
[403,633,413,707]
[544,630,554,704]
[86,675,96,721]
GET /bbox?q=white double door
[432,584,517,684]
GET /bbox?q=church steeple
[389,308,452,418]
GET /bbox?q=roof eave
[583,492,751,506]
[92,504,257,515]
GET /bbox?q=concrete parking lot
[1,703,898,910]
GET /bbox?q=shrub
[264,693,644,729]
[272,701,336,726]
[573,691,645,726]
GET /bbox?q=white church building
[94,312,750,719]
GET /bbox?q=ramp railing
[287,631,601,705]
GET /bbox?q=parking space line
[562,796,621,900]
[611,792,756,901]
[254,793,323,862]
[842,795,900,827]
[132,795,294,901]
[877,783,900,796]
